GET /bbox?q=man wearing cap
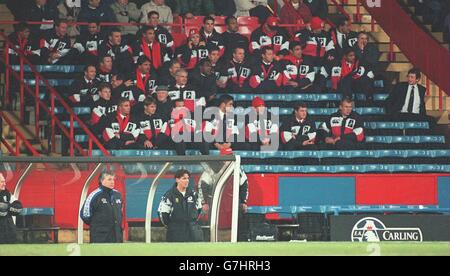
[153,84,173,119]
[295,17,336,67]
[249,46,284,93]
[245,96,279,151]
[175,28,209,70]
[250,16,291,57]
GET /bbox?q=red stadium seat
[214,26,227,33]
[237,16,260,27]
[214,16,227,26]
[172,33,187,50]
[172,15,183,33]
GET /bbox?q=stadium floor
[0,242,449,256]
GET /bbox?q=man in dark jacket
[189,59,218,106]
[158,169,203,242]
[0,173,23,244]
[280,102,317,150]
[78,0,115,35]
[20,0,58,35]
[80,170,123,243]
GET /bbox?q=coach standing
[0,173,23,244]
[80,170,123,243]
[158,169,203,242]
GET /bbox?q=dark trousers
[339,75,374,100]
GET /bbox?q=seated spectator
[280,102,317,150]
[73,21,104,65]
[140,0,173,26]
[295,17,336,67]
[168,69,205,112]
[177,0,215,18]
[200,17,225,56]
[175,28,209,70]
[189,59,218,106]
[204,94,241,153]
[133,26,170,70]
[57,0,82,38]
[353,32,380,71]
[234,0,267,17]
[136,97,171,149]
[7,23,42,65]
[98,28,134,74]
[78,0,115,35]
[329,17,358,60]
[159,60,181,86]
[102,98,140,149]
[221,16,250,60]
[386,68,430,122]
[153,85,174,119]
[245,97,279,151]
[281,41,315,92]
[280,0,312,36]
[96,55,118,83]
[169,98,209,155]
[40,20,78,65]
[249,46,283,93]
[329,48,375,100]
[319,97,365,150]
[90,82,118,133]
[205,46,223,81]
[221,47,253,93]
[20,0,58,35]
[128,56,158,96]
[111,0,141,44]
[142,11,174,52]
[250,16,291,57]
[68,64,100,105]
[303,0,328,20]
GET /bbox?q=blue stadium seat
[24,79,75,87]
[12,65,84,73]
[365,136,446,144]
[222,93,389,102]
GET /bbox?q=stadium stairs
[332,0,450,125]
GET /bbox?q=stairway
[0,110,49,156]
[327,0,450,124]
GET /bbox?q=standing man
[0,173,23,244]
[158,169,203,242]
[80,170,123,243]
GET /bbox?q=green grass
[0,242,449,256]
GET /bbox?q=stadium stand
[1,0,450,243]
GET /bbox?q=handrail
[329,0,352,22]
[360,0,450,96]
[0,31,110,157]
[0,110,40,156]
[0,55,90,156]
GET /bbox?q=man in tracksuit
[0,173,23,244]
[158,170,203,242]
[80,170,123,243]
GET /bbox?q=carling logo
[351,217,423,242]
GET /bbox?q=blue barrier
[247,205,450,215]
[224,93,389,102]
[366,136,446,144]
[234,107,386,116]
[88,149,450,159]
[242,164,450,173]
[12,65,85,73]
[24,79,75,87]
[54,107,90,115]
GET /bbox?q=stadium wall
[8,172,450,229]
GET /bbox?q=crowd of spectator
[5,0,433,155]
